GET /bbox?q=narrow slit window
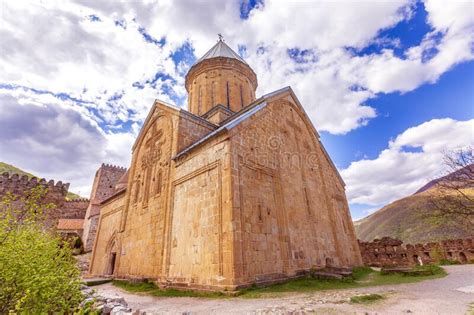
[240,85,244,108]
[198,86,202,115]
[304,187,312,216]
[226,81,230,108]
[134,177,140,204]
[155,170,162,195]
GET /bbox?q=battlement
[359,237,474,266]
[61,198,89,219]
[101,163,127,172]
[66,198,90,203]
[0,172,70,197]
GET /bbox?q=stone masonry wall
[359,237,474,266]
[0,172,89,237]
[114,107,175,278]
[228,97,362,286]
[82,164,127,252]
[60,198,89,219]
[89,192,125,276]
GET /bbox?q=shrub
[0,186,83,313]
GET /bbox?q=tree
[428,146,474,225]
[0,186,83,313]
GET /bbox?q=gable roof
[132,99,216,151]
[172,86,346,187]
[173,86,291,160]
[196,39,247,64]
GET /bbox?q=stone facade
[82,164,127,252]
[359,237,474,267]
[0,172,88,236]
[88,40,362,290]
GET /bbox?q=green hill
[355,182,474,244]
[0,162,83,200]
[0,162,35,178]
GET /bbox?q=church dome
[195,39,247,65]
[185,37,257,117]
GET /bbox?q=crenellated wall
[0,172,69,198]
[0,172,88,230]
[359,237,474,267]
[61,198,89,219]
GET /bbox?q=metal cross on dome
[217,33,224,41]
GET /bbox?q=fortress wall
[0,172,70,229]
[359,237,474,266]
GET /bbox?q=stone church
[88,38,362,290]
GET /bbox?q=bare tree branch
[427,146,474,224]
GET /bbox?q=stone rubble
[80,284,138,314]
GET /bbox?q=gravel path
[94,265,474,314]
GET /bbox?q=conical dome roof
[196,39,247,64]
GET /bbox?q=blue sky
[322,60,474,169]
[0,0,473,220]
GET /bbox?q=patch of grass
[350,293,384,304]
[239,265,446,298]
[113,265,447,300]
[352,266,374,280]
[112,280,227,298]
[438,259,461,265]
[238,277,356,298]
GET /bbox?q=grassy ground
[113,265,447,299]
[239,265,446,298]
[113,280,227,298]
[350,293,384,304]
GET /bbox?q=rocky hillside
[0,162,82,199]
[355,172,473,244]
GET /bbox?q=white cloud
[2,0,472,134]
[341,118,474,206]
[0,88,134,196]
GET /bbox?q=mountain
[0,162,83,200]
[355,169,474,244]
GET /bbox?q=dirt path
[94,265,474,314]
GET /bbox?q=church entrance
[107,252,117,275]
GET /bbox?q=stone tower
[82,164,127,252]
[185,38,257,121]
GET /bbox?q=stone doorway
[105,233,118,276]
[107,252,117,275]
[459,252,467,264]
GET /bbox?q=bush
[0,187,83,313]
